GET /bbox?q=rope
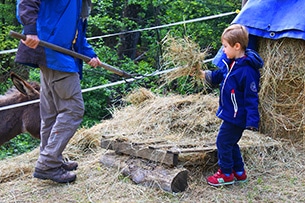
[0,11,236,55]
[0,58,213,111]
[87,11,236,40]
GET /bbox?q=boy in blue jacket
[15,0,102,183]
[196,24,263,186]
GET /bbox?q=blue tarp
[233,0,305,40]
[213,0,305,67]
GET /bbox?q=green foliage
[0,25,20,50]
[0,133,40,160]
[28,68,41,82]
[81,65,112,127]
[0,1,18,28]
[0,75,12,94]
[0,1,22,54]
[0,1,23,94]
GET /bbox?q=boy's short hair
[221,24,249,50]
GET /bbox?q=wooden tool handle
[9,30,133,78]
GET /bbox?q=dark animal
[0,73,40,145]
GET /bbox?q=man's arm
[18,0,41,49]
[18,0,41,35]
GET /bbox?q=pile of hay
[124,87,156,105]
[91,90,221,145]
[90,88,278,152]
[258,38,305,142]
[160,34,209,88]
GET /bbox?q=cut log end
[100,152,189,192]
[171,170,188,192]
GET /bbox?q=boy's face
[222,39,239,59]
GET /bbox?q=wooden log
[100,152,189,193]
[101,139,178,166]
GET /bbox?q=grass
[0,133,40,160]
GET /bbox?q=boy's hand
[246,127,258,131]
[190,69,205,79]
[198,70,205,79]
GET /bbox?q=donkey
[0,72,40,145]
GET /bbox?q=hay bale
[258,38,305,142]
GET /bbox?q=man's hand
[22,35,40,49]
[88,57,102,68]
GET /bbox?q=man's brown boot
[62,161,78,171]
[33,167,76,183]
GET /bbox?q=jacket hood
[243,49,264,70]
[212,48,264,71]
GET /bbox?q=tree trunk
[118,3,142,60]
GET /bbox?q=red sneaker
[207,169,234,186]
[233,170,247,183]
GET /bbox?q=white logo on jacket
[250,82,257,92]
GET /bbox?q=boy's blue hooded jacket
[15,0,96,78]
[206,49,264,129]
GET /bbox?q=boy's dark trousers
[216,121,245,174]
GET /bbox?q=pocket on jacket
[53,74,81,100]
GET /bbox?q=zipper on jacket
[220,60,235,106]
[231,89,238,118]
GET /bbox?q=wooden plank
[168,142,279,154]
[168,146,216,154]
[101,134,116,139]
[132,140,167,146]
[101,139,178,166]
[148,143,197,150]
